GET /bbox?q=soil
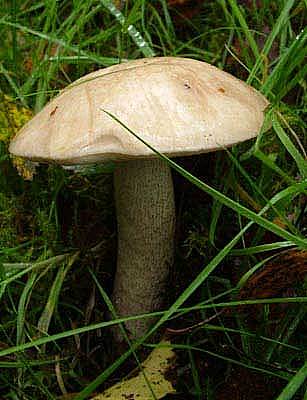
[215,366,284,400]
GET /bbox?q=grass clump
[0,1,306,399]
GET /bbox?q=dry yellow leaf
[92,341,176,400]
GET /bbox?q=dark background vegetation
[0,0,306,399]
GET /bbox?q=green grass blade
[262,27,307,97]
[1,254,74,286]
[37,253,78,335]
[277,62,307,100]
[230,241,295,255]
[0,297,305,359]
[0,64,27,106]
[16,272,37,345]
[149,343,291,380]
[100,0,155,57]
[0,19,120,66]
[272,113,307,179]
[253,149,296,185]
[227,147,299,233]
[226,0,259,60]
[276,361,307,400]
[204,324,300,351]
[236,254,277,290]
[247,0,296,85]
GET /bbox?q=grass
[0,0,306,399]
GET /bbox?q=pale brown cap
[9,57,269,165]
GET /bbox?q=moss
[0,93,37,179]
[0,93,32,144]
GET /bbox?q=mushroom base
[112,158,175,341]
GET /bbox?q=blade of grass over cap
[103,110,307,249]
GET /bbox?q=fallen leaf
[92,340,176,400]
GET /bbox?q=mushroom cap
[9,57,269,165]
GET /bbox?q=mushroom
[9,57,268,341]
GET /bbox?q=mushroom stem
[112,158,175,341]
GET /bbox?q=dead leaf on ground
[92,340,176,400]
